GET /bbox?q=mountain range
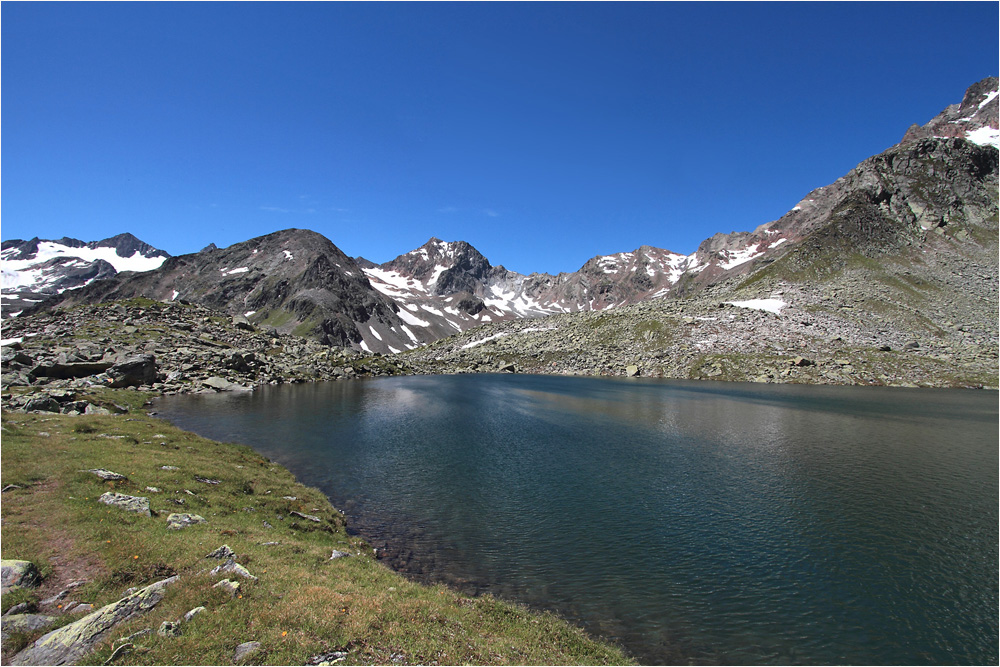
[2,78,997,383]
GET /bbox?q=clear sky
[2,2,997,275]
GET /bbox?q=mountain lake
[154,374,998,665]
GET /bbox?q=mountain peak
[901,76,999,147]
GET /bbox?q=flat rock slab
[97,492,150,517]
[10,576,178,666]
[82,469,127,481]
[1,560,41,592]
[166,513,207,530]
[202,377,253,392]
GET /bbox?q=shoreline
[0,400,636,666]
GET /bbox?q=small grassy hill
[0,394,632,666]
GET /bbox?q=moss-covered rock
[10,576,178,666]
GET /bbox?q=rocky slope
[1,297,424,414]
[15,229,433,354]
[1,233,169,317]
[404,79,999,388]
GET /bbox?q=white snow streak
[725,298,787,314]
[397,309,431,327]
[719,244,763,270]
[966,126,1000,148]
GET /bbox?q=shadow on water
[155,375,999,665]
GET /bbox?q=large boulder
[107,354,157,388]
[10,576,178,666]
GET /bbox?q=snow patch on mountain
[725,298,788,314]
[3,242,166,276]
[965,126,1000,148]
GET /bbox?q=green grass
[1,404,633,666]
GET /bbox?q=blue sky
[2,2,997,275]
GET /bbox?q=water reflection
[155,375,998,665]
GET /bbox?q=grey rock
[329,550,352,560]
[157,620,181,637]
[10,576,178,666]
[3,603,32,617]
[209,559,257,581]
[1,614,57,642]
[212,579,240,597]
[182,606,206,622]
[98,492,151,517]
[83,469,127,481]
[233,640,262,663]
[107,354,157,388]
[165,513,207,530]
[24,396,61,413]
[625,364,640,377]
[205,545,235,560]
[289,511,321,523]
[307,651,349,665]
[202,376,253,392]
[1,560,41,592]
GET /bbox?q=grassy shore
[0,390,633,666]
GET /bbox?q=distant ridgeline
[3,79,997,379]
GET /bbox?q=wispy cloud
[261,205,317,214]
[437,206,459,213]
[483,209,500,218]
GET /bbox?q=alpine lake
[154,374,998,665]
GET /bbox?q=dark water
[155,375,998,665]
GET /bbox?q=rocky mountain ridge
[3,78,997,372]
[1,233,169,317]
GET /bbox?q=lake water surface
[155,375,998,665]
